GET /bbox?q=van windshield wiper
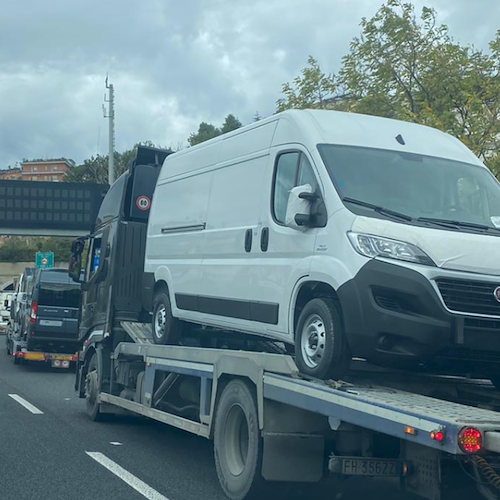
[342,197,413,222]
[417,217,500,234]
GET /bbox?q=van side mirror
[4,299,8,308]
[285,184,326,230]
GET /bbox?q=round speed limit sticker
[136,195,151,211]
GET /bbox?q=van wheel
[214,380,264,500]
[295,297,350,380]
[152,290,181,345]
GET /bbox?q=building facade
[0,168,22,180]
[20,159,73,182]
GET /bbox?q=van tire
[295,297,350,380]
[214,380,264,500]
[152,290,181,345]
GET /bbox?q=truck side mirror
[69,253,84,283]
[4,299,8,308]
[71,239,86,254]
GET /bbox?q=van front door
[257,148,321,338]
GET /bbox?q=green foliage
[0,237,73,263]
[276,1,500,173]
[221,114,243,134]
[66,141,162,184]
[276,56,337,112]
[188,114,242,146]
[188,122,221,146]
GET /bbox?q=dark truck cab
[69,146,171,355]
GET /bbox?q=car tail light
[458,427,482,454]
[30,301,38,323]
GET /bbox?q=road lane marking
[86,452,169,500]
[109,441,123,446]
[8,394,44,414]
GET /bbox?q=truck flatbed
[115,322,500,457]
[72,321,500,499]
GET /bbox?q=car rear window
[38,270,81,308]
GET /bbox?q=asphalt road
[0,334,413,500]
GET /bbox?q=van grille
[436,278,500,317]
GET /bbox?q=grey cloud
[0,0,498,168]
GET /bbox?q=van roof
[159,109,482,181]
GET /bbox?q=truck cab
[69,146,171,346]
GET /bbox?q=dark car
[26,268,81,353]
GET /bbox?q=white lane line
[8,394,44,414]
[86,452,169,500]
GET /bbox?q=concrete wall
[0,261,62,286]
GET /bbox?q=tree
[66,142,164,184]
[0,237,72,263]
[276,56,338,112]
[221,114,242,134]
[188,122,221,146]
[188,114,243,146]
[276,1,500,173]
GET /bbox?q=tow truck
[69,146,500,499]
[6,326,77,368]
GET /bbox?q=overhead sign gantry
[0,180,108,236]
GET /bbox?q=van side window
[273,152,317,224]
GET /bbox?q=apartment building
[20,159,73,182]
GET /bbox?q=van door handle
[261,227,269,252]
[244,229,252,253]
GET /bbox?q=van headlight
[347,232,435,266]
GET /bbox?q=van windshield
[319,144,500,229]
[38,271,81,308]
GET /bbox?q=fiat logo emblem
[494,287,500,303]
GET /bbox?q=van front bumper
[337,259,500,377]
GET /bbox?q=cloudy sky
[0,0,498,169]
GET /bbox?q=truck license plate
[341,458,399,477]
[40,320,63,327]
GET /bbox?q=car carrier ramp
[123,322,154,344]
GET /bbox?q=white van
[145,109,500,381]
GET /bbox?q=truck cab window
[87,237,102,279]
[273,151,317,224]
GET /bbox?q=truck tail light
[30,301,38,323]
[458,427,482,454]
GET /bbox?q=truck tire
[85,353,105,421]
[295,297,350,380]
[152,290,181,345]
[214,380,264,500]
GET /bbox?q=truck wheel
[295,297,350,380]
[152,290,181,345]
[85,353,104,421]
[214,380,263,500]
